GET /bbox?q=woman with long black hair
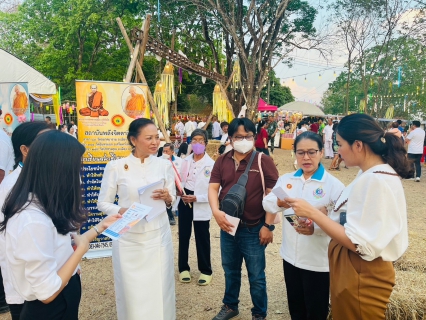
[286,114,411,319]
[0,121,49,320]
[1,130,121,320]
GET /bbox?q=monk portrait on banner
[79,84,109,117]
[12,85,28,116]
[125,86,146,118]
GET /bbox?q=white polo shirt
[263,164,345,272]
[407,127,425,154]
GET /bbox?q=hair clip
[381,132,386,143]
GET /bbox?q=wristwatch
[263,223,275,231]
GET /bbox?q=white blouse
[330,164,408,261]
[5,202,77,301]
[97,154,176,234]
[0,167,23,304]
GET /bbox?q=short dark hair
[338,114,412,178]
[220,121,229,129]
[191,129,208,144]
[412,121,421,127]
[396,119,402,125]
[11,121,49,169]
[127,118,155,148]
[228,118,256,137]
[294,131,324,152]
[163,143,174,151]
[45,116,51,120]
[177,142,188,157]
[391,122,399,128]
[1,131,87,234]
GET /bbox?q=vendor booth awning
[258,98,277,111]
[279,101,325,116]
[0,49,56,94]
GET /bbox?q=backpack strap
[236,151,257,186]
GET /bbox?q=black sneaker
[212,305,239,320]
[252,315,266,320]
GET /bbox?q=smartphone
[285,215,312,227]
[285,215,298,226]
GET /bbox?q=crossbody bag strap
[258,152,265,197]
[236,151,257,186]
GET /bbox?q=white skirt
[112,216,176,320]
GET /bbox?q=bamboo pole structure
[116,17,171,143]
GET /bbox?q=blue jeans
[220,223,267,317]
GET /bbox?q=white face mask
[162,154,171,159]
[233,139,254,154]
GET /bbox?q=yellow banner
[76,80,150,163]
[76,80,150,256]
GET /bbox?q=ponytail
[337,114,413,178]
[382,132,413,178]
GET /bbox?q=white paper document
[138,179,167,222]
[225,214,240,236]
[102,202,153,240]
[272,186,290,201]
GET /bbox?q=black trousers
[178,188,212,275]
[9,304,23,320]
[20,273,81,320]
[283,260,330,320]
[0,269,6,308]
[408,153,422,178]
[268,135,276,153]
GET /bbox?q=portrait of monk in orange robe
[79,84,109,117]
[125,86,146,118]
[12,85,29,116]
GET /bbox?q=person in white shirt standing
[322,119,333,159]
[162,143,183,226]
[286,114,411,320]
[1,130,121,320]
[198,116,207,129]
[406,121,425,182]
[263,131,344,320]
[98,118,176,320]
[212,116,221,140]
[0,121,49,320]
[191,116,198,132]
[175,119,185,143]
[178,129,215,286]
[184,118,195,144]
[0,129,14,184]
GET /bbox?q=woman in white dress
[98,118,176,320]
[286,114,411,319]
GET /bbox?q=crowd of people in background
[0,111,423,320]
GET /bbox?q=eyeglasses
[232,135,255,141]
[295,149,319,158]
[192,139,206,145]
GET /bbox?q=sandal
[179,271,191,283]
[198,273,212,286]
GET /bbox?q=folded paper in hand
[225,214,240,236]
[272,186,290,201]
[138,179,166,222]
[102,202,152,240]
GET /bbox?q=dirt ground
[0,148,424,320]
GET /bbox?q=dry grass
[0,149,424,320]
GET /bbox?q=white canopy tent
[279,101,325,117]
[0,49,56,94]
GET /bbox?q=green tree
[260,71,294,107]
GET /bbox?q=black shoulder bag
[219,151,257,218]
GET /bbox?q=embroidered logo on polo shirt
[286,184,292,189]
[313,186,326,199]
[124,164,129,171]
[204,169,211,177]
